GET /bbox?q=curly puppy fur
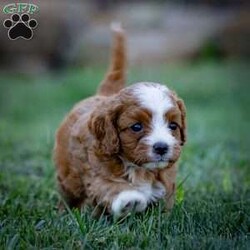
[54,24,186,216]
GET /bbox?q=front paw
[111,190,147,216]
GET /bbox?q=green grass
[0,60,249,249]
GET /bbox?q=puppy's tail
[97,23,126,96]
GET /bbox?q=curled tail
[97,23,126,96]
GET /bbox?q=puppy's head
[89,82,186,169]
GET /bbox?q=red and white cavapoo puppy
[54,24,186,216]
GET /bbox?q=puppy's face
[89,82,186,170]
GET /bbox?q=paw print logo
[3,13,38,40]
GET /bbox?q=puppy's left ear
[177,98,187,146]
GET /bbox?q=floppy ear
[88,101,122,156]
[176,98,187,146]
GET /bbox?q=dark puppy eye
[168,122,178,131]
[130,123,143,132]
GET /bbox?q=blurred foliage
[198,40,225,61]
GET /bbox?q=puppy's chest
[137,182,166,203]
[126,167,166,202]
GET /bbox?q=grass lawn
[0,60,249,249]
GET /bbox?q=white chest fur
[124,164,166,202]
[137,182,166,203]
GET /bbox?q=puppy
[54,24,186,216]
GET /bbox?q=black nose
[153,142,168,156]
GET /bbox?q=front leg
[158,164,177,210]
[89,177,148,216]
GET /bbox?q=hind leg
[57,173,86,210]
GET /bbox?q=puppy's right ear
[88,101,122,156]
[176,98,187,146]
[170,90,187,146]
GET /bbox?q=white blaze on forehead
[132,82,172,112]
[132,82,177,153]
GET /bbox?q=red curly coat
[54,24,186,216]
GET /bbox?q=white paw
[111,190,147,216]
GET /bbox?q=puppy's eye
[130,123,143,132]
[168,122,178,131]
